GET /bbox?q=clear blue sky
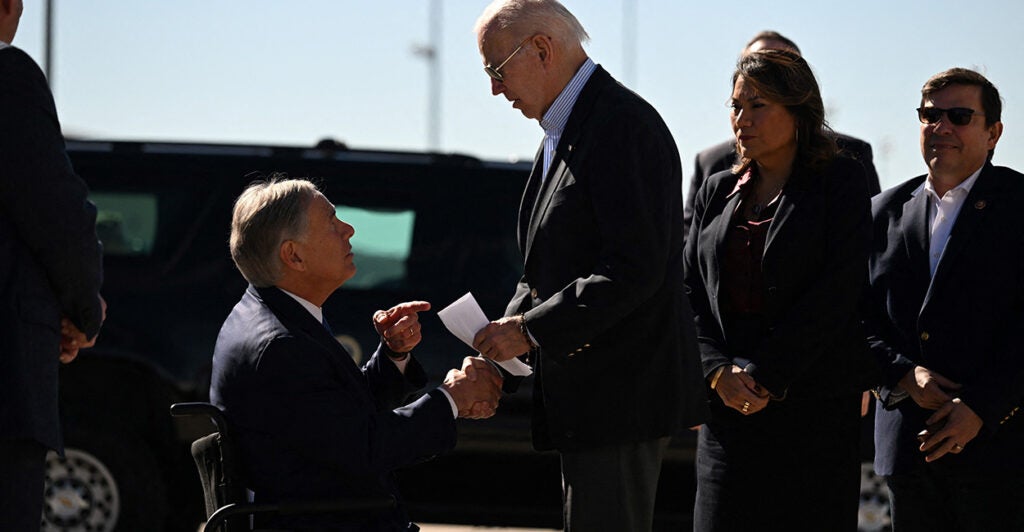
[13,0,1024,191]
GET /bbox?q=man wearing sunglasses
[471,1,708,530]
[865,68,1024,530]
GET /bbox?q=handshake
[443,356,504,419]
[372,302,503,421]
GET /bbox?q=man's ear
[533,34,553,66]
[279,240,305,272]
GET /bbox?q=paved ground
[420,525,556,532]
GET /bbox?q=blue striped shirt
[539,58,596,182]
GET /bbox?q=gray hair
[229,177,317,287]
[475,0,589,49]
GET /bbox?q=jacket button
[565,431,575,439]
[530,288,538,298]
[767,286,777,295]
[920,331,930,341]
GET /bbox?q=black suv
[47,139,886,532]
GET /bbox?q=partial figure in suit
[210,178,502,532]
[685,50,873,531]
[470,1,708,530]
[866,68,1024,531]
[683,30,880,238]
[0,1,107,529]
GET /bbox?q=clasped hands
[373,302,503,420]
[712,364,770,415]
[899,365,983,462]
[59,294,107,364]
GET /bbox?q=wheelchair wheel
[42,426,167,532]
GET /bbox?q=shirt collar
[726,167,757,199]
[539,58,596,134]
[913,164,984,199]
[0,42,9,51]
[278,287,324,325]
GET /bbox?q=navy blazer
[684,156,874,400]
[210,285,456,531]
[684,134,880,237]
[503,65,708,451]
[866,163,1024,476]
[0,46,104,452]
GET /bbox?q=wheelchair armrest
[170,402,231,434]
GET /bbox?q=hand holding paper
[437,293,532,377]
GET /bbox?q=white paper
[437,292,533,377]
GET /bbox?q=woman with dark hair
[685,49,873,530]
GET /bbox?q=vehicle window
[336,205,415,290]
[90,192,159,256]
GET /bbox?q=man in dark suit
[865,68,1024,530]
[683,31,881,236]
[210,178,502,531]
[0,1,106,529]
[471,1,707,530]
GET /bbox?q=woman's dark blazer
[683,156,875,400]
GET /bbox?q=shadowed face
[293,193,357,291]
[730,75,798,168]
[920,84,1001,183]
[479,28,551,121]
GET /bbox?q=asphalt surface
[420,525,556,531]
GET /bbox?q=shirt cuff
[389,353,410,374]
[438,387,458,419]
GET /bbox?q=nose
[491,77,505,96]
[338,220,354,239]
[733,109,750,127]
[930,116,954,135]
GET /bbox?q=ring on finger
[952,443,963,452]
[741,401,751,413]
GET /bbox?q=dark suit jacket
[210,285,456,531]
[866,163,1024,476]
[0,46,104,452]
[684,134,880,237]
[504,65,708,451]
[684,156,873,400]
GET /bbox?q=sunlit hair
[744,30,801,55]
[229,176,316,287]
[475,0,589,51]
[731,49,836,174]
[922,68,1001,126]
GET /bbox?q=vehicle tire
[42,426,167,532]
[858,461,892,532]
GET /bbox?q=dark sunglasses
[484,36,532,82]
[916,106,984,126]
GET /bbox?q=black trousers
[0,438,47,532]
[560,437,669,532]
[694,394,861,532]
[886,464,1024,532]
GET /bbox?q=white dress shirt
[914,166,983,277]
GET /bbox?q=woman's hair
[732,49,836,174]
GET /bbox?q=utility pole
[44,0,54,84]
[413,0,442,151]
[622,0,637,88]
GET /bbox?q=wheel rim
[42,448,121,532]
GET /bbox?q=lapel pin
[974,200,987,210]
[567,144,574,152]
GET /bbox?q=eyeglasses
[484,36,532,82]
[916,106,984,126]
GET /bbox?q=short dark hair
[745,30,801,55]
[732,49,836,174]
[921,67,1001,127]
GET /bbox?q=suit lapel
[922,164,997,309]
[522,66,610,265]
[255,286,371,395]
[762,185,806,262]
[518,145,545,253]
